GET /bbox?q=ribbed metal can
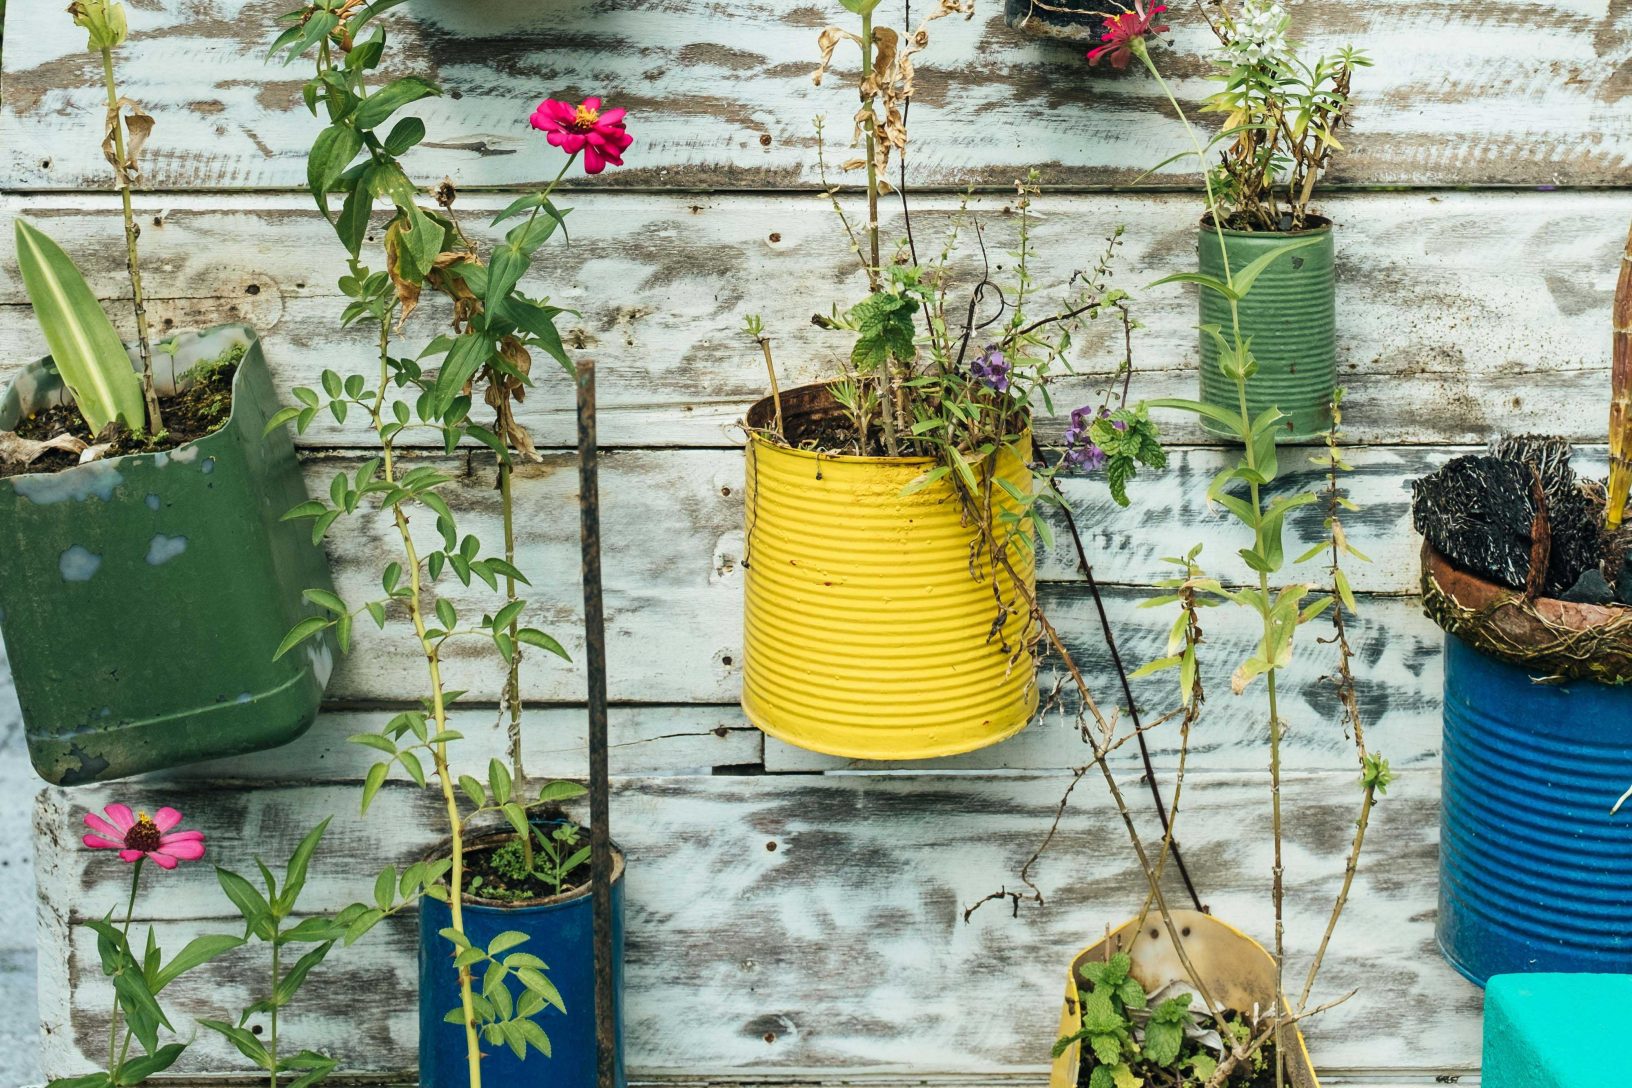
[419,829,626,1087]
[742,384,1037,760]
[1438,634,1632,984]
[1197,218,1336,441]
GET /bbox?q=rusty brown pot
[1421,542,1632,683]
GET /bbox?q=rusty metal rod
[575,358,616,1088]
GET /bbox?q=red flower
[529,96,633,175]
[83,804,206,870]
[1087,1,1169,69]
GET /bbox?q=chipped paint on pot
[418,826,626,1088]
[0,324,337,784]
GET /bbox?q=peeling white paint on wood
[0,191,1622,448]
[37,773,1483,1081]
[6,0,1609,1080]
[4,1,1632,190]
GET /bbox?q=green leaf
[274,616,331,661]
[14,219,144,434]
[361,761,390,814]
[200,1019,274,1070]
[432,332,491,412]
[216,868,275,940]
[112,966,170,1053]
[382,116,427,156]
[536,779,587,804]
[1230,234,1325,300]
[516,966,566,1012]
[516,628,570,660]
[353,76,442,131]
[486,243,530,311]
[488,930,530,956]
[273,942,332,1004]
[485,760,513,808]
[302,588,348,615]
[307,124,363,215]
[335,174,372,258]
[1146,269,1239,301]
[46,1075,114,1088]
[279,816,332,914]
[114,1042,188,1085]
[153,934,243,993]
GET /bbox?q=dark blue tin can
[1438,634,1632,984]
[419,829,625,1086]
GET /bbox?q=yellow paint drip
[742,420,1037,760]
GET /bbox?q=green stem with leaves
[106,858,143,1074]
[99,46,160,434]
[1136,38,1289,1088]
[267,928,281,1088]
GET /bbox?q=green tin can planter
[0,324,337,785]
[1197,216,1337,441]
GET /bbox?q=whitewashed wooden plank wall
[5,0,1617,1082]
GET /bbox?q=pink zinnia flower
[83,804,206,870]
[1087,1,1170,70]
[529,96,633,175]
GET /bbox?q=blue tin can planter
[419,830,626,1087]
[1438,634,1632,984]
[1422,543,1632,985]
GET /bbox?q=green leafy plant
[1051,953,1221,1088]
[52,804,242,1088]
[1200,0,1370,230]
[13,218,143,435]
[265,3,626,1084]
[474,816,592,901]
[201,819,342,1088]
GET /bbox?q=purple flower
[1065,443,1107,470]
[971,344,1011,392]
[1062,404,1107,470]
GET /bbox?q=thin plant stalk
[268,933,281,1088]
[365,313,484,1088]
[99,46,160,434]
[1135,38,1289,1087]
[759,334,784,437]
[858,8,899,455]
[106,858,143,1073]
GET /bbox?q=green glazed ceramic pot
[0,324,337,784]
[1197,216,1337,441]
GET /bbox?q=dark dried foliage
[1413,435,1608,599]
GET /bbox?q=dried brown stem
[1610,218,1632,529]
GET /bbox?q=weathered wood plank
[4,0,1631,190]
[267,447,1449,771]
[37,772,1481,1079]
[0,190,1622,448]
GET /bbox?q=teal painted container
[0,325,336,784]
[1197,217,1337,441]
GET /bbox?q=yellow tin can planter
[1050,910,1319,1088]
[742,383,1038,760]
